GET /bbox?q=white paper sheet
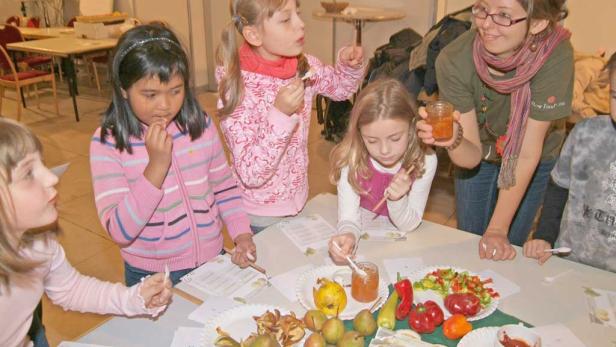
[58,343,112,347]
[533,324,587,347]
[188,296,239,324]
[278,214,336,254]
[382,257,425,284]
[583,287,616,328]
[360,211,408,241]
[478,269,520,300]
[270,264,315,302]
[180,254,268,301]
[169,327,204,347]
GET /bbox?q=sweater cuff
[337,220,361,241]
[226,217,253,240]
[267,107,299,133]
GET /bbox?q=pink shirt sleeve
[43,235,164,317]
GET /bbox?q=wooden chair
[0,45,59,121]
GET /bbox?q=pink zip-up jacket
[216,52,364,216]
[0,233,163,347]
[90,116,251,272]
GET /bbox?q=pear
[303,332,326,347]
[352,309,377,336]
[336,331,364,347]
[321,317,345,345]
[247,334,281,347]
[304,310,327,332]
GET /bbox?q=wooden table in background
[7,37,116,121]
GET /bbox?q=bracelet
[446,120,464,151]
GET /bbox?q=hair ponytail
[217,17,245,118]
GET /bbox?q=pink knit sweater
[0,233,162,347]
[90,116,251,272]
[216,52,364,216]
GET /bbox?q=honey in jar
[351,262,379,303]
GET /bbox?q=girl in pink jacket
[0,118,172,347]
[217,0,365,232]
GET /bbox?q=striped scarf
[472,26,571,188]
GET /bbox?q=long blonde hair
[216,0,308,118]
[329,78,427,194]
[0,118,43,286]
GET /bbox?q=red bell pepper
[408,300,444,334]
[394,278,413,320]
[444,293,481,317]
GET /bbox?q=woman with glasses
[417,0,572,261]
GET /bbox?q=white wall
[1,2,22,22]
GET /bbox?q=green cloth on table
[342,285,530,346]
[343,309,529,346]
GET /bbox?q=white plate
[408,266,500,321]
[203,304,306,346]
[458,326,499,347]
[296,265,388,320]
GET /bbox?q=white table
[79,193,616,346]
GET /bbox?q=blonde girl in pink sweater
[0,119,172,347]
[217,0,365,232]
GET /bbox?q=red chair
[26,17,40,28]
[0,25,52,71]
[5,16,20,26]
[0,45,59,121]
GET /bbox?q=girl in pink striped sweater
[216,0,365,232]
[91,25,255,286]
[0,118,172,347]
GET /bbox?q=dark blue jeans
[454,159,555,246]
[29,301,49,347]
[124,262,193,287]
[250,224,267,234]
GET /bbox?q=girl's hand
[479,229,516,261]
[385,168,413,201]
[416,106,462,147]
[144,120,173,188]
[231,233,257,268]
[274,79,305,115]
[139,272,172,309]
[523,239,552,265]
[340,45,364,68]
[328,232,356,265]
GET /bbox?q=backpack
[316,28,422,143]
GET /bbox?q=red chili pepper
[408,300,444,334]
[444,293,481,317]
[394,278,413,320]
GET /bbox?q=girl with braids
[0,119,171,347]
[216,0,365,232]
[91,24,255,286]
[327,79,437,264]
[417,0,573,261]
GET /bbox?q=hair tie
[232,14,246,30]
[117,37,182,64]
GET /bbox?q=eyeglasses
[471,4,527,27]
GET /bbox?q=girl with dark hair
[91,25,256,286]
[417,0,573,261]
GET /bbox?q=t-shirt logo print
[607,161,616,210]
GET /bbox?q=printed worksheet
[360,210,407,241]
[278,214,336,254]
[180,254,268,300]
[583,287,616,328]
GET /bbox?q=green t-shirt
[436,29,574,162]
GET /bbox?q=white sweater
[337,151,438,238]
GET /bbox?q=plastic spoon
[333,241,367,277]
[543,246,572,254]
[543,269,574,284]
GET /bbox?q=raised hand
[274,78,305,116]
[144,119,173,188]
[340,45,364,68]
[328,232,356,265]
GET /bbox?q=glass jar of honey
[351,262,379,303]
